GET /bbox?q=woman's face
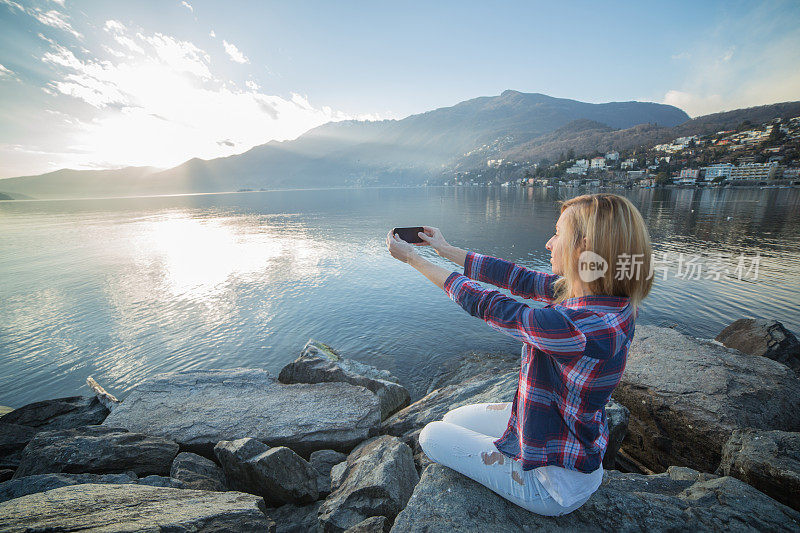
[546,209,570,276]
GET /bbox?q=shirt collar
[559,294,631,309]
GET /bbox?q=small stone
[319,435,419,532]
[215,438,319,506]
[170,452,227,491]
[266,501,323,533]
[309,449,347,496]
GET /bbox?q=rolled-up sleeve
[464,252,559,303]
[444,273,586,360]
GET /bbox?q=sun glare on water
[133,212,325,300]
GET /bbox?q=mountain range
[1,91,798,199]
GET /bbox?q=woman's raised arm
[418,226,557,304]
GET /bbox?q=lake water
[1,186,799,407]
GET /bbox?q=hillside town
[444,116,800,189]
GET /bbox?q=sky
[0,1,798,178]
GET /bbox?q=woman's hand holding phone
[387,226,466,268]
[418,226,467,268]
[417,226,450,254]
[386,230,420,264]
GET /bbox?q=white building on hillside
[702,163,734,181]
[590,157,606,169]
[605,151,619,161]
[730,162,781,180]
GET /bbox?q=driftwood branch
[86,376,120,411]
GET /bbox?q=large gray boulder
[0,472,135,503]
[104,369,381,457]
[319,435,419,533]
[215,438,319,506]
[425,350,521,395]
[0,472,185,503]
[381,367,518,444]
[266,501,323,533]
[310,449,348,496]
[0,483,275,532]
[391,464,800,532]
[614,325,800,474]
[716,318,800,374]
[171,451,227,491]
[13,425,179,478]
[279,343,411,421]
[0,396,108,431]
[717,429,800,511]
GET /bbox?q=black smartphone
[392,226,425,244]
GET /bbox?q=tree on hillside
[766,125,786,146]
[655,172,671,185]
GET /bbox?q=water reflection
[135,214,308,299]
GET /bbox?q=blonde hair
[552,193,653,307]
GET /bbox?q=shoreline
[1,182,799,204]
[1,321,799,529]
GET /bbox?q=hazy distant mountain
[150,91,688,192]
[10,91,796,199]
[0,167,159,199]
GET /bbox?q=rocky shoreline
[1,320,799,532]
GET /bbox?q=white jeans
[418,402,589,516]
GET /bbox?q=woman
[385,193,653,516]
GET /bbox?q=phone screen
[392,226,425,244]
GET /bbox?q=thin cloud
[24,23,370,173]
[2,1,83,39]
[0,64,18,81]
[222,40,249,64]
[209,30,216,38]
[180,1,193,13]
[34,9,84,39]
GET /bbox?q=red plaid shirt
[443,252,636,473]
